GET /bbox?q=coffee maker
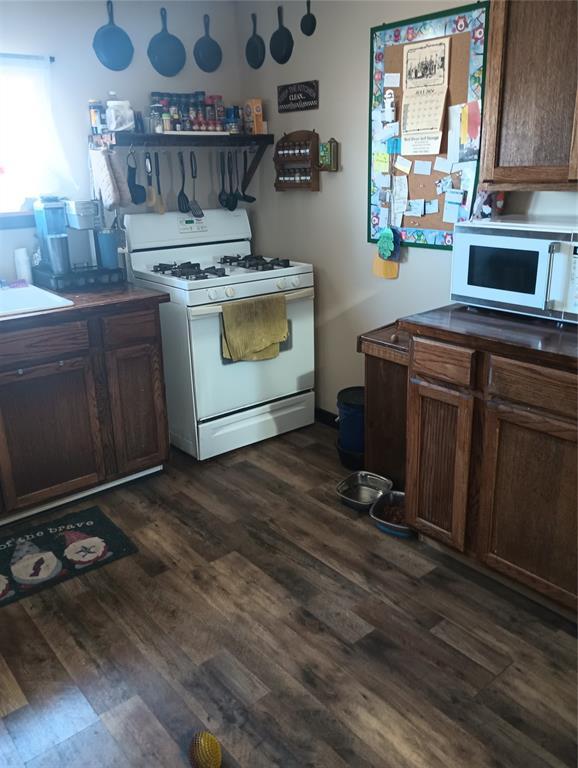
[33,196,126,291]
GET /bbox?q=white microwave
[451,216,578,324]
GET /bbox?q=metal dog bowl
[336,471,393,512]
[369,491,416,539]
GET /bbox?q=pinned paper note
[376,173,391,190]
[383,72,401,88]
[425,199,439,215]
[458,100,482,161]
[373,153,390,174]
[392,175,408,228]
[379,207,390,228]
[375,121,399,143]
[394,155,412,174]
[434,156,453,174]
[401,131,442,156]
[406,199,425,217]
[387,137,401,154]
[443,188,464,224]
[435,175,453,195]
[447,103,463,164]
[414,160,432,175]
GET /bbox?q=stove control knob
[207,288,218,300]
[291,277,301,288]
[276,278,286,290]
[225,287,235,298]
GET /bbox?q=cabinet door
[106,343,169,475]
[478,403,577,608]
[480,0,578,188]
[0,357,105,513]
[406,378,473,550]
[365,355,407,490]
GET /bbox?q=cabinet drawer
[411,338,474,387]
[487,355,577,419]
[0,321,89,368]
[102,310,158,348]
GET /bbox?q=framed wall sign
[367,3,489,250]
[278,80,319,113]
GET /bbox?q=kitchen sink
[0,285,73,317]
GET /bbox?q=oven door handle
[188,287,314,319]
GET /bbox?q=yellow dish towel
[221,294,288,361]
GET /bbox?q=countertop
[398,304,578,370]
[0,285,169,330]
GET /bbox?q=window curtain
[0,53,76,212]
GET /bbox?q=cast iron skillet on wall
[245,13,266,69]
[300,1,317,36]
[147,7,186,77]
[93,0,134,71]
[270,6,294,65]
[193,14,222,73]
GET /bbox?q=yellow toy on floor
[189,731,222,768]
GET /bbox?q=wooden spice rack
[274,130,320,192]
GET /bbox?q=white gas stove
[124,210,315,460]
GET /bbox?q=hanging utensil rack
[89,132,274,195]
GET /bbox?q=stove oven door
[188,288,315,421]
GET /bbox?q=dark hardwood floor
[0,423,576,767]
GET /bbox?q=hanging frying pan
[300,0,317,36]
[147,7,186,77]
[92,1,134,71]
[270,6,294,65]
[193,14,222,73]
[245,13,266,70]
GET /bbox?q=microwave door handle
[545,242,562,310]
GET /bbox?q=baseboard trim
[315,408,338,428]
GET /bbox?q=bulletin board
[367,3,489,250]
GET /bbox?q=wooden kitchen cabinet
[0,357,105,511]
[0,288,169,518]
[368,304,578,610]
[480,0,578,190]
[358,323,409,489]
[479,402,577,607]
[406,378,473,551]
[106,343,168,474]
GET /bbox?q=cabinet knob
[58,360,64,367]
[17,368,23,376]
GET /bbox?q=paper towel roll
[14,247,32,284]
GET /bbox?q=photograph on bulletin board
[367,2,489,250]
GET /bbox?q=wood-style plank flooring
[0,423,576,767]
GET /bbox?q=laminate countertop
[0,285,169,331]
[398,304,578,371]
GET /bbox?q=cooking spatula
[218,152,228,208]
[189,151,204,218]
[154,152,165,214]
[145,151,156,208]
[177,151,190,213]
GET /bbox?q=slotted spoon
[189,151,204,218]
[177,151,190,213]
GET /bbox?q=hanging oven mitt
[108,148,132,208]
[373,226,402,279]
[89,148,120,210]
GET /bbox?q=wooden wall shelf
[89,132,274,149]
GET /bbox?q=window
[0,53,74,215]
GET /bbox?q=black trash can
[336,386,365,470]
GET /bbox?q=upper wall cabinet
[480,0,578,190]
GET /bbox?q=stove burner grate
[218,255,291,271]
